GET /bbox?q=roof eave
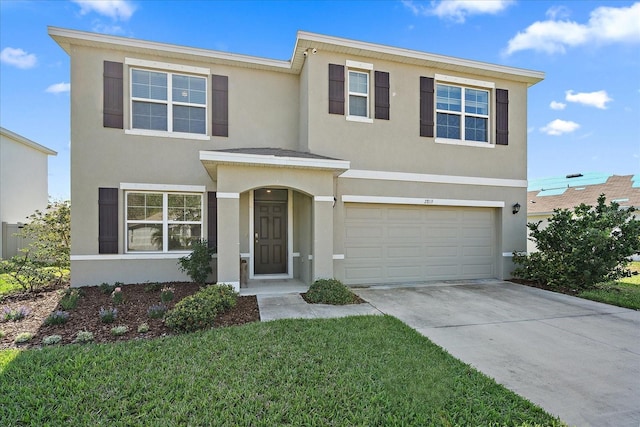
[0,127,57,156]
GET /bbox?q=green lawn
[0,316,563,426]
[577,262,640,310]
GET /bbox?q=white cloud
[505,2,640,55]
[565,90,612,109]
[72,0,135,21]
[46,82,71,94]
[403,0,513,23]
[540,119,580,136]
[92,22,126,35]
[545,5,571,20]
[0,47,37,69]
[550,101,566,110]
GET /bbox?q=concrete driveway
[354,279,640,427]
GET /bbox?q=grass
[0,316,563,426]
[577,262,640,310]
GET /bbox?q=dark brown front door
[254,189,287,275]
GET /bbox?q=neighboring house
[527,173,640,253]
[0,127,57,259]
[50,27,544,289]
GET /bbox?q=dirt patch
[1,283,259,350]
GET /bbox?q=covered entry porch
[200,148,349,291]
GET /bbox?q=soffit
[49,27,544,85]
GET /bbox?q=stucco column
[312,196,334,280]
[216,193,240,291]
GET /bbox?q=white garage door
[343,204,496,285]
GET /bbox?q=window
[126,192,202,252]
[131,69,206,135]
[348,70,369,117]
[436,84,489,142]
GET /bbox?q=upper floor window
[436,83,489,143]
[131,69,207,135]
[348,70,369,118]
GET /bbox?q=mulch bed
[1,283,260,350]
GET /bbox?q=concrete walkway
[256,279,640,427]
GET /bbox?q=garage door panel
[345,226,384,239]
[388,246,422,258]
[388,226,422,239]
[344,204,496,285]
[345,246,383,260]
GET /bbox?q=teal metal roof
[632,175,640,188]
[536,188,568,197]
[528,172,611,193]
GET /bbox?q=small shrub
[165,284,238,333]
[99,307,118,323]
[177,239,214,284]
[305,278,357,305]
[74,330,94,343]
[111,325,129,336]
[1,306,31,322]
[160,286,174,303]
[42,335,62,345]
[147,303,168,319]
[59,288,81,310]
[44,310,70,325]
[14,332,34,343]
[137,322,149,333]
[144,282,162,292]
[100,282,116,294]
[111,287,124,305]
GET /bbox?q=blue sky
[1,0,639,200]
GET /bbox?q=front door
[254,188,287,275]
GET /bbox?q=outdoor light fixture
[512,203,521,215]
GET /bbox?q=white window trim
[435,80,491,145]
[124,190,204,254]
[120,183,206,192]
[345,60,374,123]
[128,64,208,137]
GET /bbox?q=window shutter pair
[328,64,389,120]
[98,189,218,254]
[419,77,509,145]
[102,61,228,137]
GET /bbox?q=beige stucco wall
[301,51,529,182]
[0,133,52,259]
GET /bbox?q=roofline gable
[0,127,57,156]
[49,26,544,85]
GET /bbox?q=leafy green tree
[513,195,640,290]
[0,201,70,292]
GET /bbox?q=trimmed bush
[164,284,237,333]
[44,310,69,325]
[42,335,62,345]
[305,278,357,305]
[74,330,94,343]
[14,332,34,343]
[111,325,129,336]
[177,239,214,284]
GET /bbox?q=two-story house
[49,27,544,289]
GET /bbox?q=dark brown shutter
[328,64,345,115]
[103,61,123,129]
[496,89,509,145]
[420,77,435,137]
[98,188,118,254]
[211,75,228,137]
[207,192,217,251]
[375,71,390,120]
